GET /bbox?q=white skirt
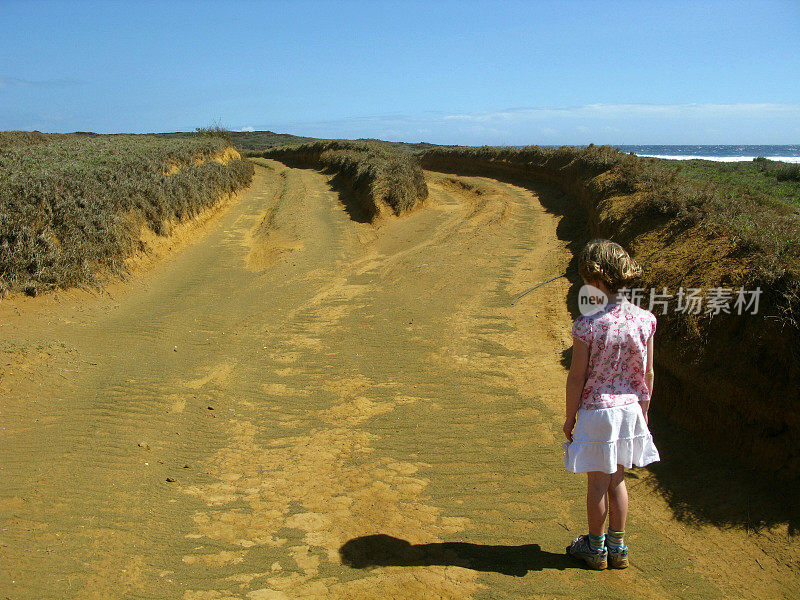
[563,402,660,474]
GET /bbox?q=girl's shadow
[339,534,574,577]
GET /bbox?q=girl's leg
[607,464,628,532]
[586,471,611,536]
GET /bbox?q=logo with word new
[578,284,608,316]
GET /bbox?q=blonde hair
[578,239,643,292]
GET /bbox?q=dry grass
[255,140,428,219]
[0,131,254,295]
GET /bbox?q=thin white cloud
[443,103,800,123]
[237,126,256,132]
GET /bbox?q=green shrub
[775,163,800,182]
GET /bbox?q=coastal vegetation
[154,129,317,152]
[0,131,253,295]
[150,129,436,155]
[678,156,800,205]
[420,145,800,276]
[255,140,428,220]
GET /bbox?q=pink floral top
[571,300,656,410]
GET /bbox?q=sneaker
[566,535,607,570]
[606,543,629,569]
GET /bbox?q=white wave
[636,154,800,163]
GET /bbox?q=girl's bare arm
[564,337,589,441]
[640,335,655,424]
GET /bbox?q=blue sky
[1,0,799,145]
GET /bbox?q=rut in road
[0,160,796,599]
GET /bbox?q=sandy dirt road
[0,160,797,599]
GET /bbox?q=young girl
[563,239,660,570]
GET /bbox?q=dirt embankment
[257,141,428,222]
[163,147,244,175]
[419,149,800,478]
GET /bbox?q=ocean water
[612,145,800,163]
